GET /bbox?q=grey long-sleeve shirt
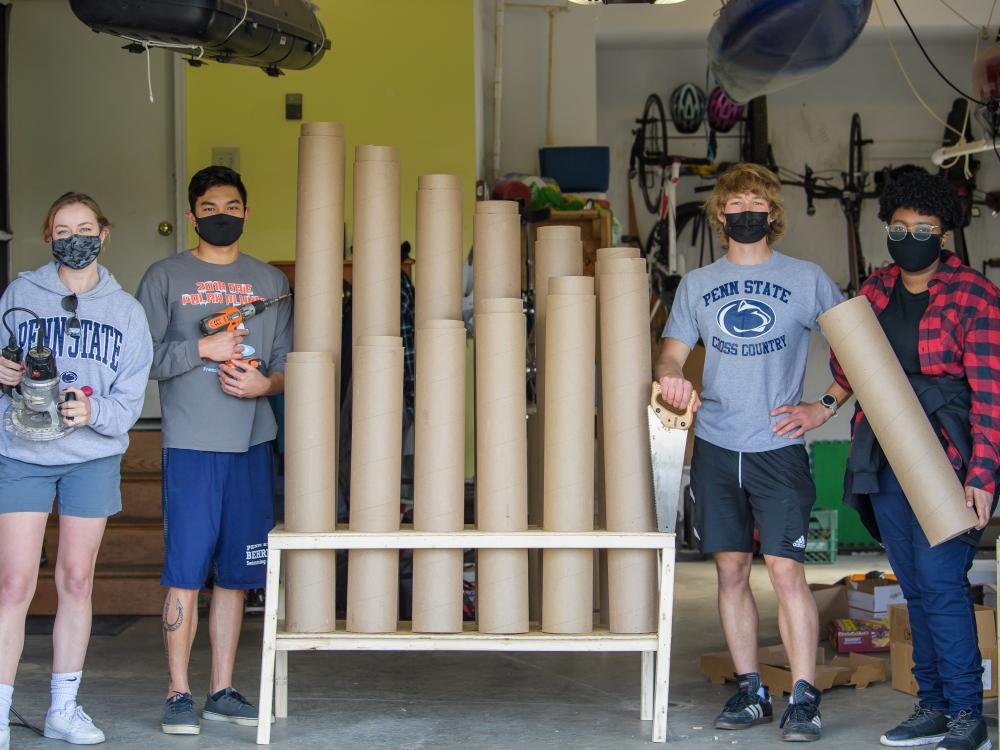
[136,250,292,452]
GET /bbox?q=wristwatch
[820,393,838,416]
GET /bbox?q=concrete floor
[7,554,997,749]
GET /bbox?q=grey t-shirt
[663,251,842,453]
[136,251,293,452]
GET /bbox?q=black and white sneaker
[936,710,991,750]
[715,672,773,730]
[879,705,948,746]
[780,679,822,742]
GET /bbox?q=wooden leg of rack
[275,650,288,719]
[641,651,654,721]
[652,546,675,743]
[256,547,282,745]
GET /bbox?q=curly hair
[705,163,785,244]
[878,168,963,231]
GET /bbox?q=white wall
[485,0,1000,444]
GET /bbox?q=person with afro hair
[780,168,1000,750]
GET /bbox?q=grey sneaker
[162,692,200,735]
[202,688,258,727]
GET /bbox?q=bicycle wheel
[638,93,668,213]
[740,97,770,166]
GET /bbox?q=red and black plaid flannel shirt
[829,251,1000,495]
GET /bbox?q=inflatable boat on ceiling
[709,0,872,103]
[69,0,330,75]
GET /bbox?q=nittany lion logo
[717,299,776,339]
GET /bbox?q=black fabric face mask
[195,214,245,248]
[887,234,942,273]
[51,234,101,269]
[723,211,770,244]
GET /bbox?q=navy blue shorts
[161,442,275,590]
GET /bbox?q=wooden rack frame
[257,526,676,744]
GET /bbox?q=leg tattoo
[163,596,184,633]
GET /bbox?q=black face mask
[195,214,244,248]
[52,234,101,270]
[723,211,770,244]
[887,234,942,273]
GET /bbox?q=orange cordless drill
[198,293,291,373]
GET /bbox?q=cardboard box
[830,618,890,654]
[699,645,885,695]
[847,578,904,621]
[889,603,998,699]
[810,583,849,641]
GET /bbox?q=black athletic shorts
[689,437,816,563]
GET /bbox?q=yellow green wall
[185,0,478,261]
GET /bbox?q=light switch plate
[212,146,240,171]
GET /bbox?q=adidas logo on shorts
[792,535,806,549]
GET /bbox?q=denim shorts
[0,452,122,517]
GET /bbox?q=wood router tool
[2,307,79,441]
[648,382,696,533]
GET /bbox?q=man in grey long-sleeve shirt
[135,166,292,736]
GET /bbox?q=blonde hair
[41,192,111,242]
[705,163,785,244]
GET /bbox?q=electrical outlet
[212,147,241,171]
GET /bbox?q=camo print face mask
[52,234,102,270]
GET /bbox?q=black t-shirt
[878,280,929,375]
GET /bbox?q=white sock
[0,683,12,728]
[49,671,82,715]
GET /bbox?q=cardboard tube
[347,337,403,633]
[283,353,338,633]
[478,297,522,314]
[549,275,593,295]
[473,202,520,316]
[293,122,344,354]
[353,145,400,339]
[413,322,466,633]
[818,296,977,546]
[542,287,595,634]
[475,307,528,633]
[594,247,640,628]
[532,227,584,525]
[415,175,463,328]
[600,266,657,633]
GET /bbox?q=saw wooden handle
[650,381,696,430]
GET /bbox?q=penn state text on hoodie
[0,262,153,465]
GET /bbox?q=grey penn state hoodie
[0,262,153,465]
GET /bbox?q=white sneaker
[44,705,105,745]
[0,725,9,750]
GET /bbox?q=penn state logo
[716,299,775,339]
[61,371,79,384]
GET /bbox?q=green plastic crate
[804,509,838,564]
[809,440,879,550]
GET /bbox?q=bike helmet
[707,85,745,133]
[669,83,705,134]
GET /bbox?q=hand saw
[648,382,696,533]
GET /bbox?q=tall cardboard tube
[473,201,520,316]
[413,321,467,633]
[353,145,400,340]
[475,306,528,633]
[531,226,584,525]
[286,123,344,634]
[819,296,977,546]
[542,283,595,634]
[284,352,338,633]
[600,265,657,633]
[347,337,403,633]
[594,247,640,628]
[415,175,463,328]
